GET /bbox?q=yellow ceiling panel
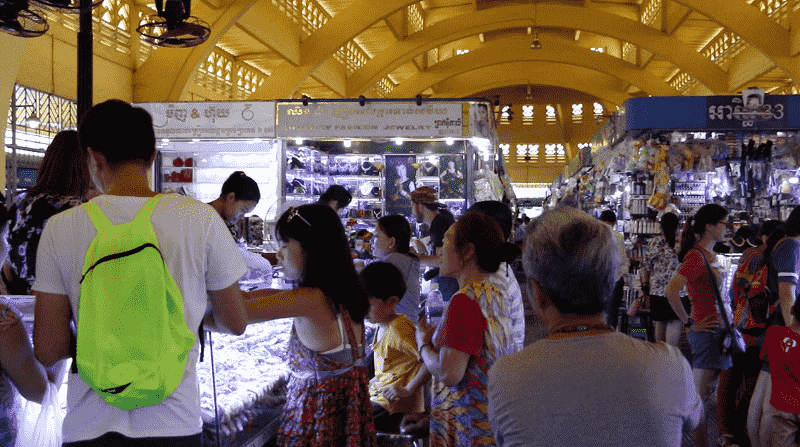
[217,26,271,57]
[672,11,723,48]
[354,21,398,57]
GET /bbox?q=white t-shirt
[33,194,247,442]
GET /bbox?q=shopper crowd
[0,98,795,447]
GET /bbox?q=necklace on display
[550,324,614,336]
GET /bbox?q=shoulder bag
[694,248,746,356]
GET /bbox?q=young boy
[760,298,800,446]
[360,262,429,433]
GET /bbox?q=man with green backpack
[32,100,249,446]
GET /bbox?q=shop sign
[625,95,798,131]
[135,102,277,138]
[276,102,465,138]
[707,92,786,129]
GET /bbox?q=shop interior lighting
[791,176,799,184]
[294,138,303,145]
[711,177,721,185]
[445,138,454,145]
[161,139,170,143]
[394,137,404,146]
[624,185,631,192]
[343,139,352,148]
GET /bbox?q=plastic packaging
[426,283,444,326]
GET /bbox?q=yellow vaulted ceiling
[118,0,800,183]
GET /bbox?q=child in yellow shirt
[361,262,429,432]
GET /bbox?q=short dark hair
[599,210,616,225]
[28,130,89,199]
[221,171,260,202]
[377,214,412,254]
[319,185,352,209]
[360,262,406,302]
[79,99,156,167]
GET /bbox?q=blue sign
[624,95,800,131]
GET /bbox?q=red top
[678,246,724,322]
[434,293,485,356]
[760,325,800,414]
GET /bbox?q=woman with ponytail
[665,203,731,447]
[413,211,517,446]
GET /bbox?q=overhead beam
[672,0,800,84]
[133,0,259,102]
[727,46,777,92]
[250,0,415,99]
[386,36,679,98]
[430,62,631,106]
[349,3,727,98]
[235,1,302,65]
[661,0,691,36]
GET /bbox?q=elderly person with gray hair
[487,206,702,447]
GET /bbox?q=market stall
[274,98,503,260]
[123,98,503,446]
[551,92,800,335]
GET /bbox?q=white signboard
[135,102,276,139]
[276,102,466,138]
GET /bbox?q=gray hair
[523,206,619,315]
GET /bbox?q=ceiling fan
[137,0,210,48]
[0,0,48,38]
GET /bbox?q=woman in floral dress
[415,211,518,446]
[5,130,91,293]
[641,212,684,346]
[240,204,375,446]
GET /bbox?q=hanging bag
[694,248,746,356]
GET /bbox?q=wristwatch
[683,318,694,328]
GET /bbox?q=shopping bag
[15,358,70,447]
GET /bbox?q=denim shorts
[686,328,733,370]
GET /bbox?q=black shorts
[649,295,691,322]
[62,432,202,446]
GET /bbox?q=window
[500,105,512,125]
[456,49,470,55]
[522,105,534,125]
[499,144,510,161]
[571,103,583,124]
[590,47,604,53]
[578,143,592,150]
[545,105,556,125]
[515,144,539,162]
[544,144,566,163]
[593,102,604,117]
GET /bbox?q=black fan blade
[155,0,163,15]
[182,0,189,20]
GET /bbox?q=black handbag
[695,249,746,356]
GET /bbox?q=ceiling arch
[384,35,678,98]
[249,0,418,99]
[249,1,728,100]
[132,0,260,102]
[674,0,790,60]
[351,3,728,97]
[428,62,631,106]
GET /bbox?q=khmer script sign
[276,101,465,138]
[135,102,277,139]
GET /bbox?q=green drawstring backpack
[76,194,195,410]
